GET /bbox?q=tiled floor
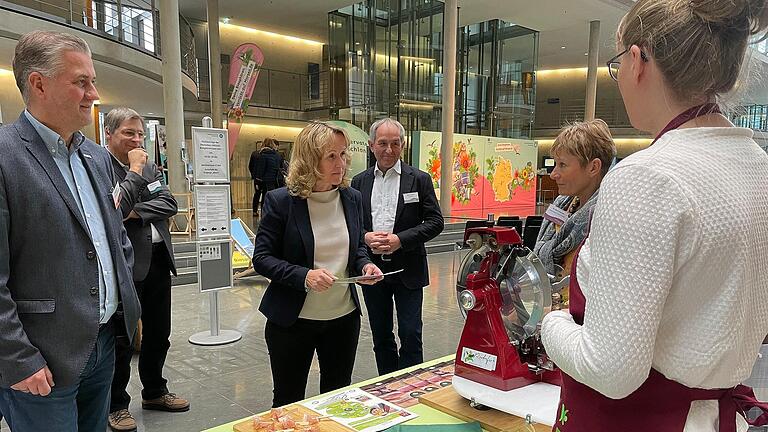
[0,250,467,432]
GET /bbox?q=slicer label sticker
[461,347,497,371]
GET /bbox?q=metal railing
[535,97,632,129]
[197,63,330,112]
[1,0,197,83]
[731,104,768,132]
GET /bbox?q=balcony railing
[731,104,768,132]
[1,0,197,83]
[535,97,633,130]
[197,62,331,112]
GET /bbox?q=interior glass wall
[328,3,539,162]
[329,0,445,163]
[458,20,538,139]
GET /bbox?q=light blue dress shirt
[24,110,119,324]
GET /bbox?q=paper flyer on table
[301,388,417,431]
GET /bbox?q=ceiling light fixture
[537,66,610,75]
[220,23,324,46]
[400,55,435,62]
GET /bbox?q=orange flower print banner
[226,43,265,158]
[415,132,539,218]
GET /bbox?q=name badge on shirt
[112,182,122,209]
[543,204,569,226]
[403,192,419,204]
[147,180,162,193]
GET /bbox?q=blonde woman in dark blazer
[252,122,383,407]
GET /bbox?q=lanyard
[652,102,721,144]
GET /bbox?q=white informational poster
[192,127,229,183]
[301,388,417,432]
[195,184,231,239]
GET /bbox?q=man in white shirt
[104,107,188,431]
[351,118,444,375]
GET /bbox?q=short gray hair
[104,107,144,134]
[13,31,92,104]
[369,118,405,143]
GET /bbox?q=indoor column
[159,0,187,195]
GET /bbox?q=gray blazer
[112,157,178,281]
[0,114,141,388]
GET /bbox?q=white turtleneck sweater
[542,127,768,431]
[300,188,355,320]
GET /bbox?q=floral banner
[414,131,538,218]
[225,43,264,158]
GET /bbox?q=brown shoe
[108,409,137,431]
[142,392,190,412]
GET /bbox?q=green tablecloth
[202,355,468,432]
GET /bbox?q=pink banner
[226,43,265,158]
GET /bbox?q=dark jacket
[0,114,140,388]
[351,162,444,289]
[248,150,259,180]
[252,187,372,327]
[112,157,178,281]
[254,148,283,184]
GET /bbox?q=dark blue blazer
[252,186,371,327]
[351,162,444,289]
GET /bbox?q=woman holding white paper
[252,121,383,407]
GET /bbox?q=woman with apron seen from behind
[541,0,768,431]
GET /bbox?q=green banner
[327,120,369,179]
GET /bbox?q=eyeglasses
[606,48,648,81]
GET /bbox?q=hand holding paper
[357,264,384,285]
[336,269,404,284]
[305,268,336,292]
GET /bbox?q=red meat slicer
[452,220,568,426]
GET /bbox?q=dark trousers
[265,311,360,408]
[0,320,115,431]
[252,180,263,213]
[362,279,424,375]
[111,244,172,412]
[253,181,279,214]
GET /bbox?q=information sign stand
[188,117,242,346]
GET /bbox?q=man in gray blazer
[104,107,188,431]
[0,31,140,431]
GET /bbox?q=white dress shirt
[371,159,401,233]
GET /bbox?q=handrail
[731,104,768,132]
[0,0,197,83]
[197,63,331,112]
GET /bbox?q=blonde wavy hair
[286,122,351,198]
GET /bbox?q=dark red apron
[552,104,768,432]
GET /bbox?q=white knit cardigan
[542,127,768,431]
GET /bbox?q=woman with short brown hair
[534,119,616,276]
